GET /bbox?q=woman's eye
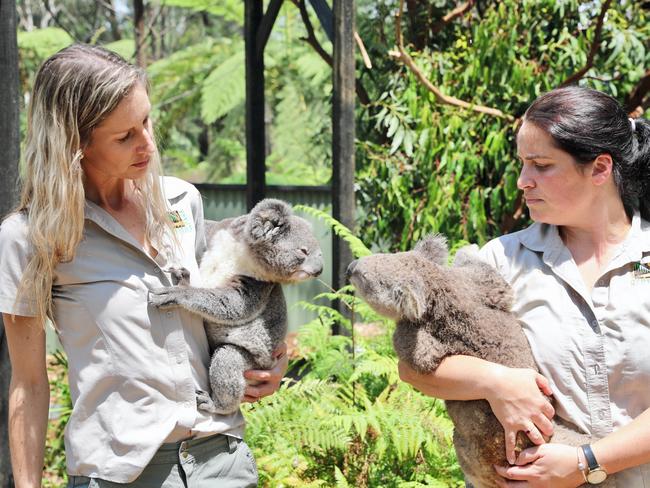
[118,133,131,143]
[534,163,549,171]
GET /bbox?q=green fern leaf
[334,466,350,488]
[294,205,372,258]
[201,50,245,123]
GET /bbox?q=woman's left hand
[494,443,585,487]
[242,342,288,403]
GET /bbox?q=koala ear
[392,278,427,321]
[247,198,292,242]
[414,234,448,265]
[452,244,480,268]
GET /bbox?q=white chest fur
[199,229,262,287]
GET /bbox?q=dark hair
[524,86,650,219]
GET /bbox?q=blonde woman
[0,44,286,487]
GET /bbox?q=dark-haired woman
[400,86,650,487]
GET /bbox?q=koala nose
[345,260,358,280]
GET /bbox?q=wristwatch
[581,444,608,484]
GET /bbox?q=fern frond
[201,50,246,123]
[294,205,372,258]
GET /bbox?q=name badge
[633,262,650,283]
[168,209,193,234]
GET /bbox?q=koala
[347,235,605,488]
[149,199,323,414]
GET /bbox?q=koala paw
[170,267,191,286]
[148,288,181,309]
[196,389,219,414]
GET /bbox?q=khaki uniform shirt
[480,212,650,487]
[0,177,244,483]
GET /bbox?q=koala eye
[298,247,309,256]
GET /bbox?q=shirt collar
[516,211,650,263]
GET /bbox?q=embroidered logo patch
[168,209,193,234]
[633,262,650,282]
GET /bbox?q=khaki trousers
[66,434,258,488]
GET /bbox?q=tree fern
[201,49,246,124]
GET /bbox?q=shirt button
[166,311,173,318]
[181,451,189,459]
[154,268,162,274]
[176,355,184,364]
[593,364,600,375]
[591,320,598,328]
[598,412,606,420]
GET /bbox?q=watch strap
[581,444,600,471]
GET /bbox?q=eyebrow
[520,153,552,160]
[109,112,151,135]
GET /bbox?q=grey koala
[347,235,607,488]
[149,199,323,414]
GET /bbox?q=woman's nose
[517,166,534,190]
[138,128,155,154]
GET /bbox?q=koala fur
[347,235,607,488]
[149,199,323,414]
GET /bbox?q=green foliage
[355,0,650,251]
[144,3,332,185]
[156,0,244,25]
[294,205,372,258]
[244,291,464,487]
[17,27,73,94]
[43,350,73,488]
[104,39,136,62]
[201,51,246,123]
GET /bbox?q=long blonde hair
[17,44,175,326]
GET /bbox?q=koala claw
[148,288,179,309]
[196,389,218,414]
[170,267,191,286]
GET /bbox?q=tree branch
[559,0,612,87]
[291,0,371,105]
[625,69,650,116]
[431,0,475,36]
[293,0,333,65]
[390,0,513,120]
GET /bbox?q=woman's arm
[594,407,650,475]
[3,313,50,488]
[399,354,555,464]
[495,408,650,487]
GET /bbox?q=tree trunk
[0,0,21,485]
[134,0,147,67]
[105,0,122,41]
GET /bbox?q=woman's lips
[133,158,149,168]
[525,196,543,204]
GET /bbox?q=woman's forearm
[9,375,50,488]
[3,314,50,488]
[398,354,509,400]
[593,407,650,476]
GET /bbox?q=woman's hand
[494,443,585,487]
[242,342,288,403]
[487,365,556,464]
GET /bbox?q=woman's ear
[591,153,613,186]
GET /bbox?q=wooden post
[0,0,21,484]
[332,0,356,333]
[245,0,266,211]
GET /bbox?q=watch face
[586,469,608,484]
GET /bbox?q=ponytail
[632,118,650,220]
